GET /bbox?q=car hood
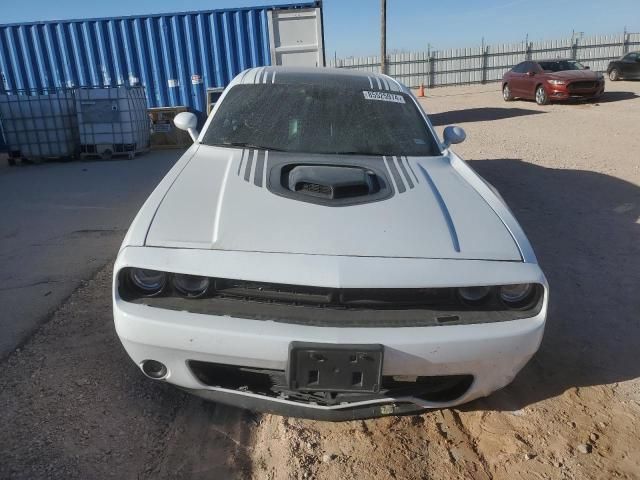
[145,146,521,261]
[547,70,600,80]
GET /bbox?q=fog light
[141,360,167,379]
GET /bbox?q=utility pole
[380,0,387,75]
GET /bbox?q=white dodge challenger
[113,67,548,420]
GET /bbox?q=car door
[519,62,540,99]
[508,63,527,96]
[619,53,637,78]
[626,53,640,78]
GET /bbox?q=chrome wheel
[535,86,548,105]
[609,69,620,81]
[503,84,512,101]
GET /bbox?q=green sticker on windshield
[363,91,405,104]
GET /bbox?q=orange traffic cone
[418,83,425,97]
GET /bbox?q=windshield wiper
[214,142,285,151]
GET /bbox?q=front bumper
[115,294,546,419]
[547,81,605,100]
[113,247,547,420]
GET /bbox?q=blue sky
[1,0,638,58]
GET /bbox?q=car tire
[535,85,549,105]
[502,84,513,101]
[8,157,16,166]
[609,69,620,81]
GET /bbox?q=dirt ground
[251,81,640,479]
[1,80,639,479]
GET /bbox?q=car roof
[231,66,407,93]
[532,58,575,63]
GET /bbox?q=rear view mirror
[174,112,200,143]
[443,126,466,149]
[526,71,536,77]
[584,65,590,70]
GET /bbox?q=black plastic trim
[119,270,544,328]
[185,360,473,420]
[185,387,427,421]
[266,152,395,207]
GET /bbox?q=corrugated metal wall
[0,2,316,114]
[330,32,640,88]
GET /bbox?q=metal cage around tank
[0,2,321,116]
[0,87,79,161]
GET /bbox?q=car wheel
[502,84,513,101]
[609,69,620,81]
[535,85,549,105]
[8,157,16,166]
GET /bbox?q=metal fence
[329,32,640,88]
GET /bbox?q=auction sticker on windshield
[362,91,406,103]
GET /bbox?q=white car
[113,67,547,420]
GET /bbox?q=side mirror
[442,126,466,149]
[584,65,590,70]
[526,70,536,77]
[174,112,199,143]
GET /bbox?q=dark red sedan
[502,59,605,105]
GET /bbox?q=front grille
[188,360,473,406]
[568,81,597,91]
[212,279,455,309]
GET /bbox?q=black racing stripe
[254,151,265,187]
[244,150,254,182]
[385,156,406,193]
[237,149,246,176]
[405,156,419,184]
[396,156,414,189]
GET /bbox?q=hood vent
[287,165,379,200]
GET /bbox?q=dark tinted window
[623,53,638,61]
[201,84,441,156]
[538,60,585,72]
[512,62,526,73]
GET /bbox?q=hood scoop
[287,165,379,200]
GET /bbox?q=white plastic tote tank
[76,86,150,160]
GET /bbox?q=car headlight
[499,283,535,307]
[547,79,566,85]
[129,268,167,296]
[173,274,210,298]
[457,286,491,303]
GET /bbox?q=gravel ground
[1,79,639,479]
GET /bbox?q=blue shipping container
[0,2,318,115]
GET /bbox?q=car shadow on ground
[593,91,639,103]
[506,90,638,106]
[461,158,640,412]
[429,107,544,126]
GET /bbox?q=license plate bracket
[287,342,384,393]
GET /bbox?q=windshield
[201,84,441,156]
[538,60,585,72]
